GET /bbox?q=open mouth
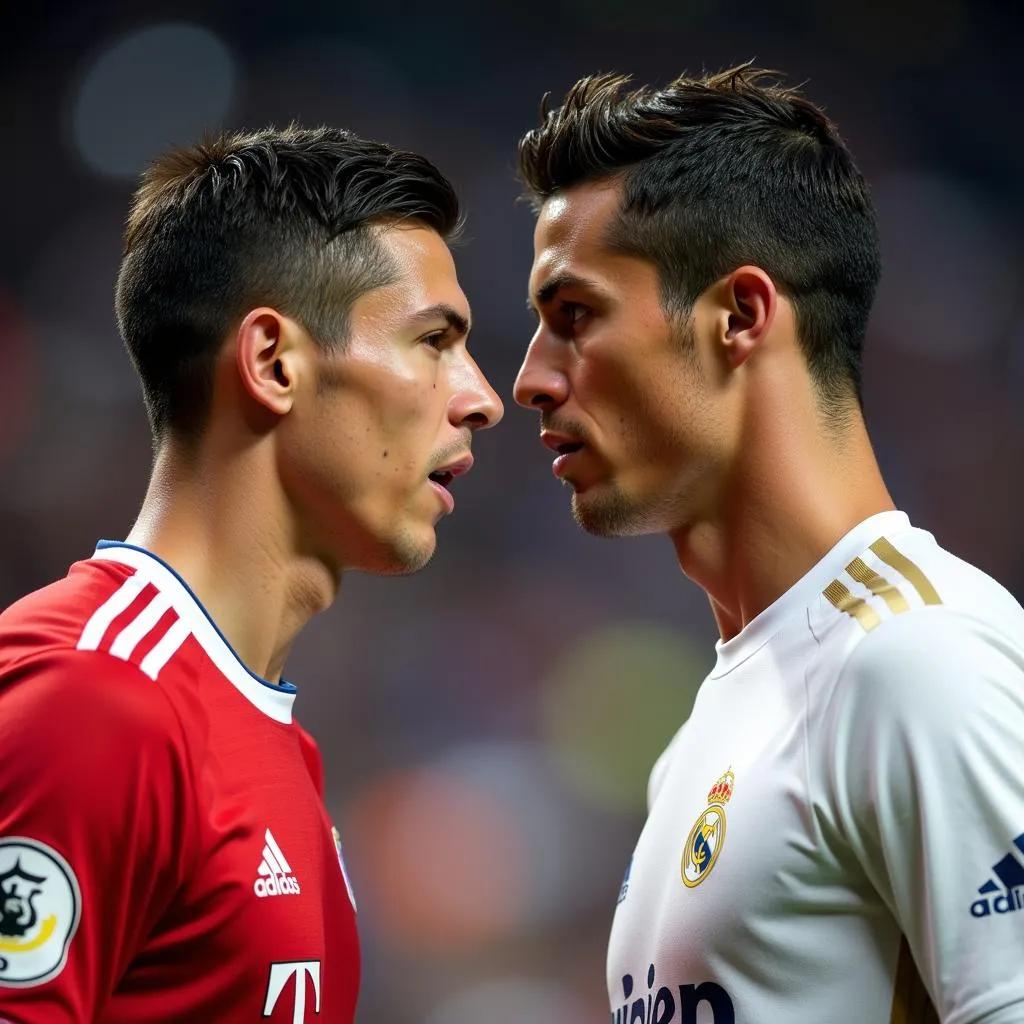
[426,454,473,510]
[554,442,584,456]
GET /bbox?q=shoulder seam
[802,604,827,854]
[140,656,205,889]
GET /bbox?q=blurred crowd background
[4,0,1024,1020]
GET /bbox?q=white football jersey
[607,511,1024,1024]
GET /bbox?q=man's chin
[385,536,436,575]
[352,527,437,576]
[570,487,659,538]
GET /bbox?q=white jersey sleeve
[647,726,686,812]
[824,607,1024,1024]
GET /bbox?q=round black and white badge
[0,838,81,986]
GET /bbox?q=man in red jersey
[0,126,502,1023]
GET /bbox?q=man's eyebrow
[528,271,599,311]
[406,304,471,336]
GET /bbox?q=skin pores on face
[516,183,725,538]
[278,224,502,576]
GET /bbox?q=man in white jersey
[513,65,1024,1023]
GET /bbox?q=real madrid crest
[681,768,734,888]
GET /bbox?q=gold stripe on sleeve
[823,579,881,632]
[890,935,940,1024]
[869,538,943,606]
[845,556,910,615]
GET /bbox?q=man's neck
[670,406,895,644]
[125,441,338,682]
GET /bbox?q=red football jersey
[0,542,360,1022]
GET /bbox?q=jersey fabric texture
[607,511,1024,1024]
[0,543,359,1023]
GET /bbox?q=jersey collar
[709,510,911,678]
[91,541,297,724]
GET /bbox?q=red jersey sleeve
[0,649,197,1022]
[295,722,325,797]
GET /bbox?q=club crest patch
[681,769,734,888]
[0,838,81,986]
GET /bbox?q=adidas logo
[253,829,301,898]
[970,831,1024,918]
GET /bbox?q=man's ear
[234,308,303,417]
[720,266,777,369]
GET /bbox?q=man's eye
[562,302,588,325]
[423,331,447,349]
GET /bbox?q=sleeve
[823,609,1024,1024]
[0,649,196,1022]
[647,724,687,813]
[294,721,325,797]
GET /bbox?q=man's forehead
[377,222,456,275]
[531,182,622,284]
[369,225,469,315]
[536,182,621,243]
[360,282,471,330]
[351,272,470,339]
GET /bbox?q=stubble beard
[570,481,675,538]
[378,526,436,575]
[571,481,631,537]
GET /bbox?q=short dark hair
[517,64,881,409]
[115,125,462,442]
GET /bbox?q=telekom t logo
[262,961,321,1022]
